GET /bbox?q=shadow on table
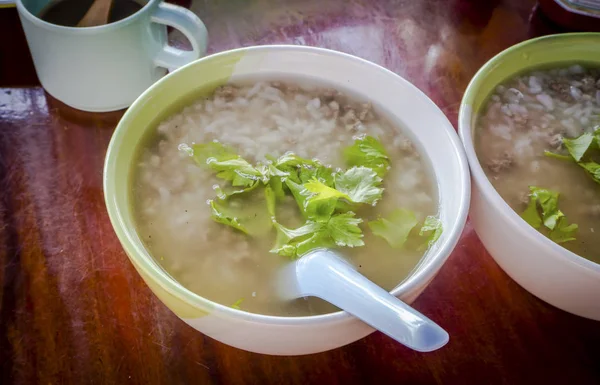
[43,92,125,128]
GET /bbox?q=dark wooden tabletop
[1,0,599,384]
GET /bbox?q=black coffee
[39,0,144,27]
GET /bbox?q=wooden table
[1,1,599,384]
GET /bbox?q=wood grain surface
[1,1,599,384]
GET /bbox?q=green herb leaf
[521,194,542,229]
[209,199,249,234]
[304,180,350,202]
[326,212,364,247]
[269,177,286,200]
[298,165,335,186]
[529,187,563,230]
[368,208,418,249]
[213,181,261,200]
[344,136,389,177]
[578,161,600,184]
[270,220,327,259]
[272,220,323,245]
[546,129,600,185]
[292,233,336,258]
[334,166,384,205]
[419,216,443,247]
[214,158,265,187]
[520,186,578,244]
[270,213,364,258]
[274,153,319,169]
[192,141,238,164]
[549,217,578,244]
[271,153,319,184]
[192,142,263,187]
[289,173,340,220]
[544,151,573,162]
[563,132,596,162]
[285,179,312,217]
[194,140,394,259]
[305,197,338,221]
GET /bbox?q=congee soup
[133,80,442,316]
[476,64,600,264]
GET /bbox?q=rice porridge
[476,64,600,264]
[132,80,440,316]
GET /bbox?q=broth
[476,64,600,264]
[132,80,439,316]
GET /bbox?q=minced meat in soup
[476,64,600,264]
[133,81,440,316]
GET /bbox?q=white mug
[16,0,208,112]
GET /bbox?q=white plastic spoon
[277,248,449,352]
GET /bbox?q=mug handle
[151,3,209,69]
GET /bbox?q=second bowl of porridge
[459,33,600,320]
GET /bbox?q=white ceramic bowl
[104,45,471,355]
[459,34,600,321]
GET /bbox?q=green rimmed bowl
[103,45,471,355]
[459,33,600,320]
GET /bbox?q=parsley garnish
[344,135,390,177]
[545,127,600,184]
[190,137,443,259]
[521,186,578,244]
[368,208,418,249]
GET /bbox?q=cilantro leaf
[258,163,290,180]
[306,197,338,221]
[274,153,319,169]
[563,132,595,162]
[286,178,340,221]
[344,136,390,177]
[270,220,327,259]
[304,180,350,202]
[521,194,542,229]
[334,166,384,205]
[285,179,312,217]
[549,217,578,244]
[192,142,263,187]
[529,187,563,230]
[419,216,443,247]
[272,220,323,245]
[326,212,364,247]
[546,129,600,185]
[292,233,336,258]
[520,186,578,244]
[271,153,319,184]
[214,159,264,187]
[209,199,248,234]
[368,208,418,249]
[270,213,364,258]
[193,140,396,259]
[269,177,286,200]
[578,162,600,184]
[544,151,573,162]
[298,165,335,185]
[213,181,260,200]
[192,141,238,164]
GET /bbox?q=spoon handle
[77,0,113,27]
[293,249,449,352]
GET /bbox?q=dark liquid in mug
[39,0,144,26]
